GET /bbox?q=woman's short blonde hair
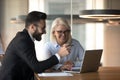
[50,17,72,44]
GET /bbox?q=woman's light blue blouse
[43,39,85,70]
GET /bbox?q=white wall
[104,26,120,66]
[103,0,120,66]
[1,0,28,50]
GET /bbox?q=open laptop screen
[63,49,103,73]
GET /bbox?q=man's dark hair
[25,11,47,28]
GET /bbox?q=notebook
[63,49,103,73]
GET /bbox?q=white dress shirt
[27,30,61,61]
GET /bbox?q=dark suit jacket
[0,29,59,80]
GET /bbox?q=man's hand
[60,61,74,71]
[57,44,71,57]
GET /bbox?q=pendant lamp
[79,9,120,21]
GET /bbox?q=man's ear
[30,24,36,31]
[29,24,36,33]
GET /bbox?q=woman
[40,17,85,71]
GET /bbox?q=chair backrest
[34,73,41,80]
[0,54,4,66]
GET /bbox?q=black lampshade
[79,9,120,20]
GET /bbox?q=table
[37,67,120,80]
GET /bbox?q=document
[38,72,73,77]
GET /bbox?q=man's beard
[32,29,42,41]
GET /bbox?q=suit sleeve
[14,34,59,73]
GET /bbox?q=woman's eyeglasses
[56,30,70,34]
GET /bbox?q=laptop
[63,49,103,73]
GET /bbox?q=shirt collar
[53,40,73,48]
[53,42,60,48]
[28,31,35,42]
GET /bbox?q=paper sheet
[38,72,73,77]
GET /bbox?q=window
[29,0,103,51]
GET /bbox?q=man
[0,11,71,80]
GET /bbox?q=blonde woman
[43,17,85,71]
